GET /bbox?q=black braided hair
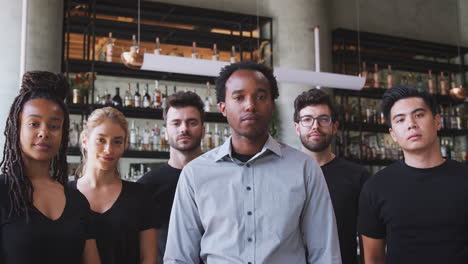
[0,71,70,218]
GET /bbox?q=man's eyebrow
[392,108,427,120]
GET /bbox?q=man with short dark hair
[358,85,468,264]
[138,91,205,264]
[164,61,342,263]
[294,88,370,264]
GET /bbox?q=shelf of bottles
[68,120,231,158]
[64,0,272,59]
[63,0,274,80]
[67,76,230,158]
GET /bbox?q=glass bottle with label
[134,83,142,108]
[428,70,436,94]
[440,72,448,95]
[106,32,114,63]
[191,42,198,59]
[136,125,143,151]
[214,124,221,147]
[112,87,122,107]
[386,65,393,89]
[143,121,151,151]
[143,83,152,108]
[212,43,219,61]
[205,124,213,150]
[153,123,160,151]
[204,82,213,112]
[153,80,162,109]
[160,125,168,151]
[450,73,458,90]
[373,64,380,88]
[161,85,168,109]
[124,84,133,107]
[68,121,79,147]
[230,45,236,63]
[223,126,230,143]
[154,37,161,55]
[130,120,137,150]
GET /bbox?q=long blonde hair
[76,107,128,178]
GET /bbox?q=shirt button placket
[245,162,255,264]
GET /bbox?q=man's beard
[300,131,333,153]
[169,133,202,152]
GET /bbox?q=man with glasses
[294,88,370,264]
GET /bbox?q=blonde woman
[69,107,159,264]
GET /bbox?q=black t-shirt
[358,159,468,264]
[0,178,94,264]
[321,157,370,264]
[69,180,160,264]
[138,163,182,264]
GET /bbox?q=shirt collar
[214,134,282,162]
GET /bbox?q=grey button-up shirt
[164,135,341,264]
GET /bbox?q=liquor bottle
[415,74,424,92]
[106,32,114,63]
[154,37,161,55]
[386,65,393,89]
[373,64,380,88]
[450,73,457,89]
[112,87,123,106]
[212,43,219,61]
[455,107,463,130]
[440,72,448,95]
[130,34,138,53]
[361,62,371,88]
[68,121,79,147]
[160,125,168,151]
[205,124,213,150]
[152,123,160,151]
[439,106,446,129]
[143,83,152,108]
[204,82,213,112]
[448,139,455,160]
[130,120,137,150]
[124,84,133,107]
[443,107,451,129]
[136,126,143,151]
[104,89,112,105]
[143,121,151,151]
[214,124,221,147]
[153,80,162,109]
[223,126,230,142]
[95,92,101,105]
[450,106,458,130]
[173,85,177,95]
[230,45,236,63]
[441,139,448,159]
[134,83,142,108]
[428,70,436,94]
[161,85,168,109]
[191,42,198,59]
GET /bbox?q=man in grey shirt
[164,61,341,264]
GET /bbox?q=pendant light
[121,0,144,69]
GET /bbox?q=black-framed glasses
[299,115,333,127]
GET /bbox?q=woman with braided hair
[0,71,100,264]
